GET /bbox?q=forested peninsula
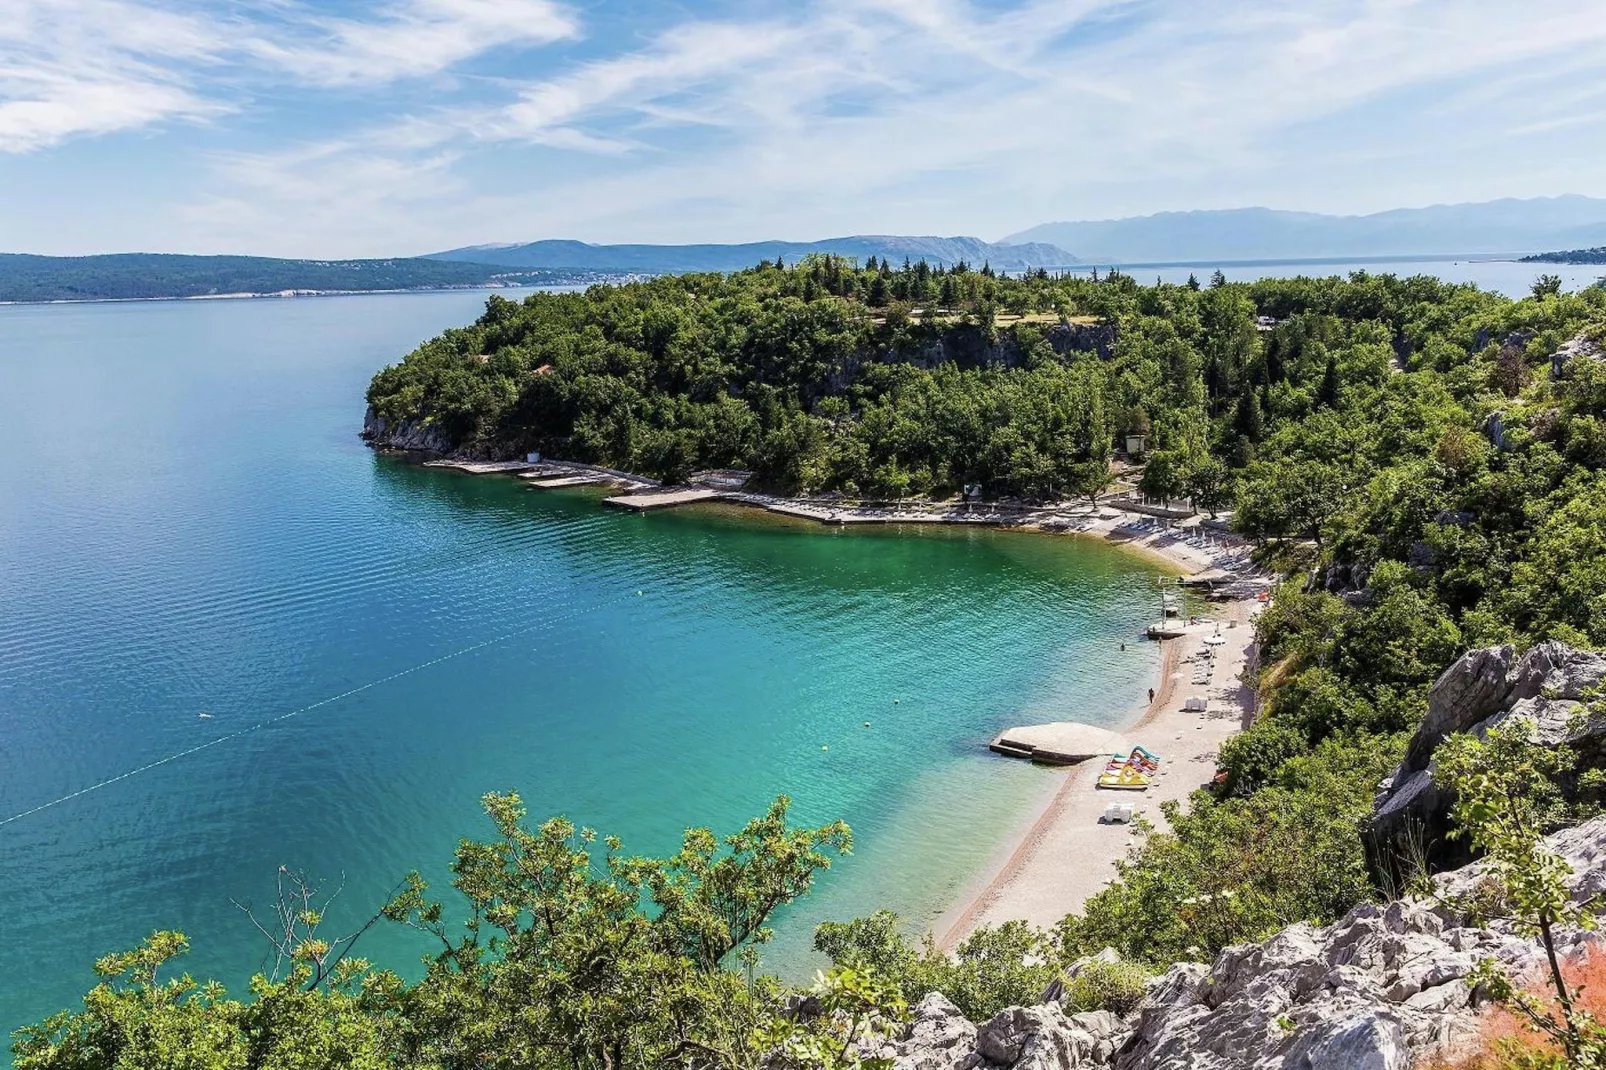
[1522,247,1606,265]
[21,260,1606,1068]
[0,253,596,303]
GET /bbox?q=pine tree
[1234,386,1264,443]
[1318,353,1340,408]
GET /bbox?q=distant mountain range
[0,253,581,303]
[7,196,1606,305]
[427,235,1076,273]
[1003,196,1606,264]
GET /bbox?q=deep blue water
[0,291,1165,1042]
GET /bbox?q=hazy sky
[3,0,1605,257]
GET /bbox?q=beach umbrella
[1203,633,1227,646]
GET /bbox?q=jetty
[422,460,538,475]
[603,487,726,511]
[988,721,1128,765]
[526,475,617,489]
[518,461,657,492]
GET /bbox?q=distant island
[1522,246,1606,265]
[426,234,1077,274]
[0,253,620,304]
[1005,194,1606,263]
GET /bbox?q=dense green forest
[0,253,593,303]
[20,261,1606,1067]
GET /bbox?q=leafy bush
[814,913,1060,1022]
[1063,960,1149,1016]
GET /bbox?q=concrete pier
[988,721,1128,765]
[602,488,726,511]
[422,460,537,475]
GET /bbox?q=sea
[0,255,1589,1042]
[0,289,1163,1042]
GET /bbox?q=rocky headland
[881,814,1606,1070]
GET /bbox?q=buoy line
[0,588,643,830]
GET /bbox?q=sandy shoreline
[934,537,1260,946]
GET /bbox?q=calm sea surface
[0,290,1168,1042]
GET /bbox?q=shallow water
[0,291,1168,1039]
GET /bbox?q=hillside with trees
[19,260,1606,1067]
[0,253,587,303]
[1522,247,1606,265]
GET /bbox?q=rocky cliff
[361,405,460,455]
[884,815,1606,1070]
[1370,641,1606,872]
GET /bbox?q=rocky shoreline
[882,810,1606,1070]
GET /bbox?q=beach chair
[1100,802,1135,824]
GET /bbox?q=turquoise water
[0,291,1165,1040]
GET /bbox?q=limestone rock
[1372,642,1606,870]
[889,994,979,1070]
[361,405,456,454]
[976,1005,1082,1069]
[892,818,1606,1070]
[1551,331,1604,379]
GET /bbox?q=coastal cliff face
[886,815,1606,1070]
[361,404,458,455]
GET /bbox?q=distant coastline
[0,252,634,305]
[0,282,585,308]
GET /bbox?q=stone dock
[987,721,1129,765]
[603,487,726,511]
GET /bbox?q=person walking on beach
[1148,687,1155,704]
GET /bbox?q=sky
[2,0,1605,258]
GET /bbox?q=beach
[936,523,1263,946]
[418,457,1270,949]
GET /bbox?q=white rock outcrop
[1371,641,1606,869]
[889,815,1606,1070]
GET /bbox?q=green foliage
[1216,719,1308,796]
[758,967,907,1070]
[813,913,1059,1022]
[1436,719,1606,1064]
[16,796,854,1070]
[1062,961,1149,1016]
[10,931,395,1070]
[1058,735,1401,964]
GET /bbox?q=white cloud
[0,0,579,153]
[10,0,1606,253]
[0,0,227,151]
[244,0,579,87]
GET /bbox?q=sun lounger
[1100,802,1135,824]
